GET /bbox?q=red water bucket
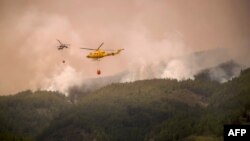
[97,69,101,75]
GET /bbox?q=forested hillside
[0,91,71,141]
[0,68,250,141]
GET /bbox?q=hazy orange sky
[0,0,249,95]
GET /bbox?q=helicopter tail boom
[116,49,124,54]
[106,49,124,56]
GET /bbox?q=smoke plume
[0,0,249,95]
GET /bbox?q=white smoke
[0,0,249,95]
[208,62,242,83]
[161,59,195,80]
[40,28,242,95]
[42,65,84,96]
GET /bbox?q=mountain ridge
[0,68,249,141]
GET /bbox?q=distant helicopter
[80,42,124,75]
[56,39,70,50]
[80,42,124,59]
[56,39,70,63]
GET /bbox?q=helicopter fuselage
[86,49,123,59]
[87,50,106,59]
[58,45,69,50]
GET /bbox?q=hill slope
[0,69,250,141]
[0,90,70,140]
[39,79,219,141]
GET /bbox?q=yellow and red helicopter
[80,42,124,75]
[80,42,124,59]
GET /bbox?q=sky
[0,0,249,95]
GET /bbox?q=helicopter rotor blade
[103,49,115,51]
[80,48,96,50]
[97,42,104,50]
[57,39,62,44]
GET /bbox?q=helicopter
[80,42,124,75]
[56,39,70,50]
[56,39,70,63]
[80,42,124,60]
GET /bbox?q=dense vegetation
[0,91,71,140]
[0,68,250,141]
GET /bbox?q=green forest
[0,68,250,141]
